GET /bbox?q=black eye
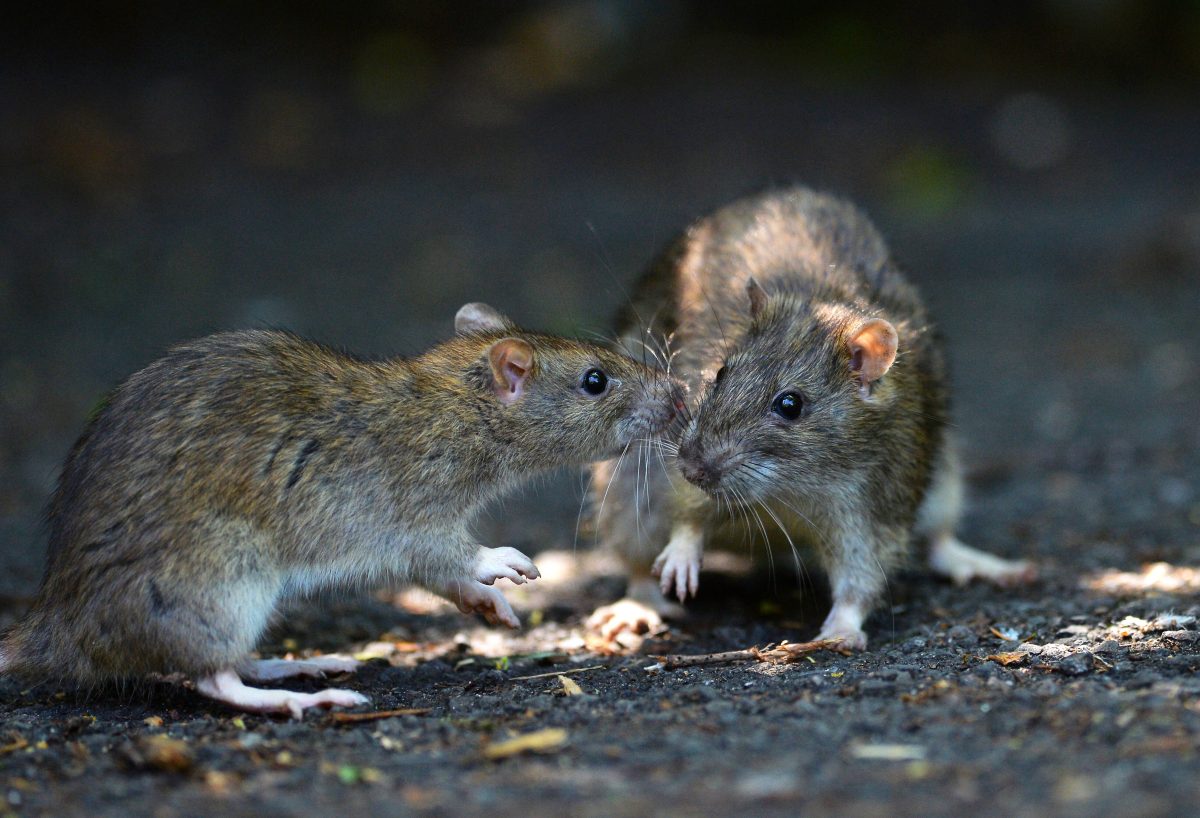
[713,366,727,385]
[581,368,608,396]
[772,391,803,420]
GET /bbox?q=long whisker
[573,464,593,553]
[757,499,807,592]
[594,440,633,538]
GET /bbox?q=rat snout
[678,440,723,492]
[679,458,720,492]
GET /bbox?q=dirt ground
[2,18,1200,818]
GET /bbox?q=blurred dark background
[2,1,1199,595]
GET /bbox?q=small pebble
[1055,653,1093,676]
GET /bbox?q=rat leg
[817,598,870,651]
[473,545,541,586]
[240,656,362,682]
[443,579,521,628]
[652,521,705,603]
[195,668,368,719]
[919,437,1036,587]
[928,536,1037,587]
[814,522,892,650]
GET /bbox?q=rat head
[455,303,685,465]
[677,279,898,504]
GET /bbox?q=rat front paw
[446,579,521,628]
[474,546,541,586]
[817,602,869,650]
[652,546,701,603]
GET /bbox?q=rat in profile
[588,187,1034,648]
[0,303,682,716]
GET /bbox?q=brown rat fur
[1,303,682,714]
[588,188,1034,647]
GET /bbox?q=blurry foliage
[5,1,1200,91]
[884,146,973,219]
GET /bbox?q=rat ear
[746,277,768,318]
[456,302,512,335]
[847,318,898,394]
[488,338,534,405]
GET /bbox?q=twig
[651,639,846,669]
[328,708,431,724]
[650,649,758,668]
[509,664,607,681]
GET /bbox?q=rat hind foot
[815,600,869,650]
[241,655,362,682]
[929,536,1036,587]
[586,577,684,640]
[195,669,368,719]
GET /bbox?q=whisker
[573,464,592,553]
[594,440,633,538]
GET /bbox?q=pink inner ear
[503,362,526,398]
[488,338,534,405]
[849,319,898,385]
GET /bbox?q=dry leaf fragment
[558,675,583,696]
[987,652,1027,666]
[483,728,569,760]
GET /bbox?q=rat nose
[678,442,721,491]
[679,459,710,489]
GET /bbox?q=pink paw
[447,579,521,628]
[652,547,701,603]
[587,599,665,640]
[475,546,541,586]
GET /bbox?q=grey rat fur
[588,187,1034,647]
[0,303,682,715]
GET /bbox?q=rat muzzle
[677,439,727,493]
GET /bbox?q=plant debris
[482,728,569,760]
[117,735,194,773]
[327,708,431,724]
[651,639,847,669]
[509,664,606,681]
[986,652,1027,666]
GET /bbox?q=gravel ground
[2,37,1199,818]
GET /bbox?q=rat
[587,187,1035,648]
[0,302,682,716]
